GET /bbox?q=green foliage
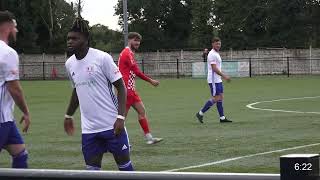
[90,24,123,52]
[1,0,319,52]
[115,0,193,51]
[212,0,320,49]
[116,0,320,50]
[0,0,123,53]
[0,0,76,53]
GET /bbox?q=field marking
[246,96,320,114]
[164,142,320,172]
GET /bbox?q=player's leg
[110,129,134,171]
[4,122,28,168]
[82,133,103,170]
[196,83,217,123]
[132,100,163,145]
[215,83,232,123]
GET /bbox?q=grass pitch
[1,76,320,173]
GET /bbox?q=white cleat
[146,137,163,145]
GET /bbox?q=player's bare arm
[64,88,79,135]
[112,78,127,136]
[211,64,231,82]
[6,80,30,133]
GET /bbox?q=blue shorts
[0,121,24,152]
[209,82,224,96]
[82,128,130,163]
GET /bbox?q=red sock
[139,118,150,135]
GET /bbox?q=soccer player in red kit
[118,32,163,145]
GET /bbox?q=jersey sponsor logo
[74,80,97,88]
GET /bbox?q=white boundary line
[165,96,320,172]
[164,96,320,172]
[246,96,320,114]
[164,142,320,172]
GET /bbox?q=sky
[66,0,121,31]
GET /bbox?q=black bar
[287,57,289,77]
[249,57,252,78]
[42,61,45,80]
[21,59,25,78]
[280,154,319,180]
[177,58,180,79]
[0,169,280,180]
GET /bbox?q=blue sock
[200,99,215,114]
[86,165,101,170]
[217,100,225,118]
[118,161,134,171]
[12,149,28,168]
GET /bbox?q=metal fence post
[287,57,289,77]
[249,57,252,78]
[42,61,45,80]
[176,58,180,79]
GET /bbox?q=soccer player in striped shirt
[0,10,30,168]
[118,32,163,145]
[196,37,232,123]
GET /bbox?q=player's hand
[114,118,125,136]
[64,118,75,136]
[150,79,160,87]
[20,113,30,133]
[223,75,231,83]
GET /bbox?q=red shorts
[126,91,142,111]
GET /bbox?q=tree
[189,0,214,48]
[115,0,193,51]
[90,24,123,52]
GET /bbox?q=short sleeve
[102,54,122,83]
[208,53,217,65]
[3,51,19,81]
[65,62,75,88]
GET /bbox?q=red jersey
[118,47,151,93]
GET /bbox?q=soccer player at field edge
[64,17,133,171]
[0,10,30,168]
[118,32,163,145]
[196,37,232,123]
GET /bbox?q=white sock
[220,116,225,120]
[199,111,204,116]
[145,133,153,141]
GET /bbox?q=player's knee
[216,95,223,102]
[138,113,146,119]
[212,96,220,102]
[12,149,28,168]
[84,155,102,170]
[115,155,133,171]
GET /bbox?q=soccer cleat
[146,137,163,145]
[220,118,232,123]
[196,112,204,123]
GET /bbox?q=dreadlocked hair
[69,17,90,38]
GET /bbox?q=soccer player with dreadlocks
[64,17,133,171]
